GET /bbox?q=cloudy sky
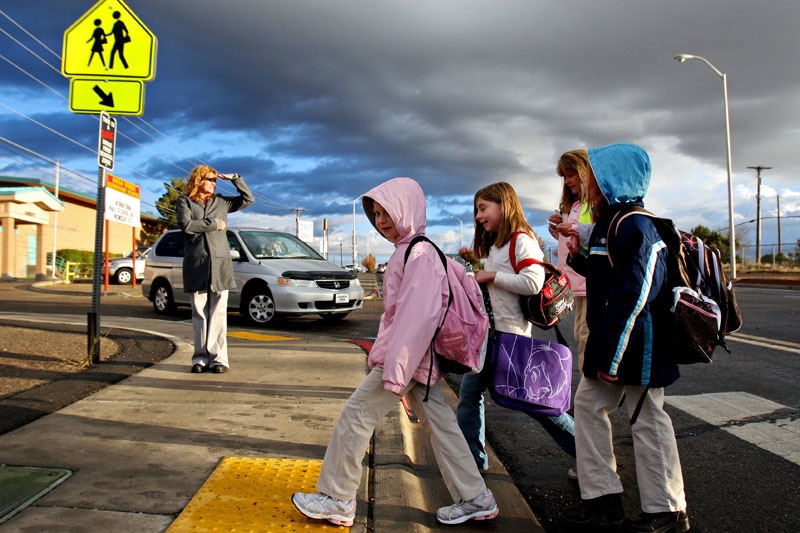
[2,0,799,265]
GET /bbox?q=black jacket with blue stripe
[583,201,680,388]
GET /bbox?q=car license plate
[335,293,349,304]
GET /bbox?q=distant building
[0,176,161,279]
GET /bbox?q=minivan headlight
[277,277,317,288]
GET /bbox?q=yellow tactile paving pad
[228,332,301,342]
[167,457,348,532]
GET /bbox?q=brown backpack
[608,206,742,364]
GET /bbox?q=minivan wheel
[242,288,277,325]
[114,268,133,285]
[152,281,176,314]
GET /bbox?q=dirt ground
[0,320,174,435]
[0,326,118,398]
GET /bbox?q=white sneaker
[291,491,355,527]
[436,488,499,525]
[567,466,578,480]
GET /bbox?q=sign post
[88,111,118,362]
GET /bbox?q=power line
[0,52,65,100]
[0,8,60,61]
[0,25,61,76]
[0,101,96,155]
[0,136,164,212]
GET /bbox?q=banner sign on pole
[105,173,140,228]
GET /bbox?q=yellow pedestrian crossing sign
[62,0,157,81]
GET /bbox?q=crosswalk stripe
[666,392,800,466]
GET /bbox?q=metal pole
[449,215,464,251]
[747,165,771,265]
[88,166,106,364]
[777,196,782,256]
[675,54,738,279]
[352,198,357,269]
[756,169,761,264]
[52,159,60,278]
[722,73,737,279]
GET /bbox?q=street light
[352,195,362,270]
[674,53,737,279]
[449,215,464,251]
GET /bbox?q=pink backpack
[404,236,489,375]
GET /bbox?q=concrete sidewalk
[0,307,541,532]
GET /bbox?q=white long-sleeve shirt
[485,233,545,336]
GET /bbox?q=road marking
[726,333,800,355]
[228,331,300,342]
[667,392,800,466]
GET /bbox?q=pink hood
[362,178,446,394]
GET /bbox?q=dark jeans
[456,351,576,470]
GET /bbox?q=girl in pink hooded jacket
[292,177,498,527]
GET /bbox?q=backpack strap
[404,236,453,321]
[509,231,540,272]
[607,206,686,273]
[629,385,650,425]
[403,235,452,402]
[509,232,570,346]
[607,206,653,268]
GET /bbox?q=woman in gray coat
[177,164,255,374]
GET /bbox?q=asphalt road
[2,280,798,532]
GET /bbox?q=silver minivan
[142,228,364,325]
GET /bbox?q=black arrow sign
[92,85,115,108]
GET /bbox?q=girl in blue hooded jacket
[563,144,689,533]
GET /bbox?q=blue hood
[588,143,651,206]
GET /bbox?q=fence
[737,243,798,267]
[47,253,93,283]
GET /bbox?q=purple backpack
[488,331,572,416]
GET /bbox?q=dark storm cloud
[2,0,799,251]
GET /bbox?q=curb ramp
[372,384,544,532]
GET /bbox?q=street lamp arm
[674,53,724,78]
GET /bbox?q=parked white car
[105,246,151,284]
[141,228,364,325]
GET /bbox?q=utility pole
[52,159,60,279]
[747,166,771,264]
[777,196,782,256]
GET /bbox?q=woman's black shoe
[623,510,690,533]
[211,365,228,373]
[563,493,626,528]
[191,364,205,373]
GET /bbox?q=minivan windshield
[239,230,325,260]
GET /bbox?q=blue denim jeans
[456,364,576,471]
